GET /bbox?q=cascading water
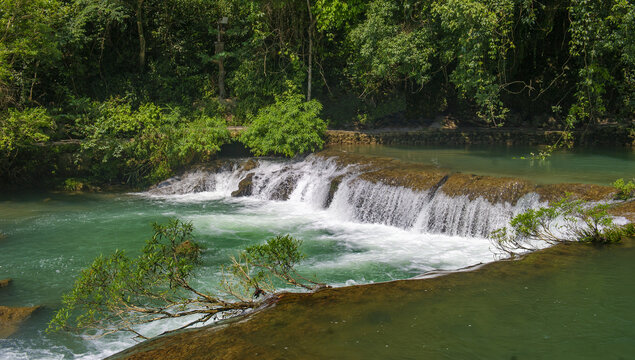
[2,153,625,360]
[148,155,542,238]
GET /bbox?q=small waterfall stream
[148,155,542,238]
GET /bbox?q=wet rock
[441,174,535,204]
[269,174,298,201]
[610,199,635,222]
[231,173,254,197]
[0,305,40,338]
[0,278,11,288]
[535,183,616,203]
[241,159,259,172]
[325,175,344,208]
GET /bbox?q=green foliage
[222,234,323,301]
[47,219,203,335]
[0,108,56,180]
[77,99,230,185]
[613,178,635,200]
[0,0,65,108]
[2,0,635,186]
[48,219,321,338]
[0,108,56,155]
[491,194,628,257]
[347,1,434,97]
[240,88,327,157]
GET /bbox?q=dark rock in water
[232,173,254,197]
[325,175,344,208]
[0,305,40,338]
[269,174,299,201]
[0,278,11,288]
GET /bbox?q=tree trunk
[306,0,313,101]
[136,0,146,71]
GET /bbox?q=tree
[0,0,64,108]
[47,219,323,339]
[240,86,327,157]
[0,107,56,179]
[490,194,634,258]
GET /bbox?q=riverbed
[0,145,633,359]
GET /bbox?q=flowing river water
[0,145,633,359]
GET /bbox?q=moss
[610,200,635,222]
[440,174,534,204]
[535,183,616,203]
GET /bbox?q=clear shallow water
[157,240,634,360]
[0,191,495,359]
[0,146,632,359]
[329,144,635,185]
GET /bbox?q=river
[0,145,633,359]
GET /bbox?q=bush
[0,107,56,154]
[491,194,630,257]
[613,178,635,200]
[0,107,56,182]
[240,89,327,157]
[77,99,230,185]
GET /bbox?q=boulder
[231,173,254,197]
[0,305,40,338]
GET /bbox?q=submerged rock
[0,305,40,338]
[107,240,634,360]
[231,173,254,197]
[0,278,11,288]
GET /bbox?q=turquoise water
[0,191,492,359]
[329,144,635,185]
[0,145,633,359]
[179,241,635,360]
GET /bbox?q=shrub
[613,178,635,200]
[0,107,56,182]
[77,99,230,185]
[240,89,327,157]
[491,194,629,257]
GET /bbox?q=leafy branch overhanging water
[47,219,324,340]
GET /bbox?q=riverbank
[324,125,634,147]
[1,147,633,359]
[108,236,635,360]
[2,124,631,192]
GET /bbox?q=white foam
[20,155,558,359]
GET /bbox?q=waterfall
[146,155,542,238]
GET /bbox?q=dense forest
[1,0,634,187]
